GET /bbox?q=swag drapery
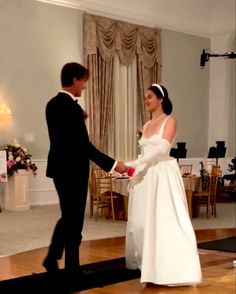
[83,13,162,153]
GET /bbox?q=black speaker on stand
[208,141,226,165]
[170,142,187,163]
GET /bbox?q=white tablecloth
[112,177,130,196]
[182,176,201,192]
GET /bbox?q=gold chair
[211,165,222,176]
[89,168,118,221]
[192,174,218,218]
[180,164,193,175]
[88,168,96,218]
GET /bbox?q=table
[182,176,201,217]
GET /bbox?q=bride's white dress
[125,119,202,285]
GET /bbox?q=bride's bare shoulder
[166,115,177,126]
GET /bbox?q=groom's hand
[115,161,129,174]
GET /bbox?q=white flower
[8,155,14,160]
[15,156,21,162]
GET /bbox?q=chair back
[192,173,218,218]
[90,168,116,220]
[88,166,98,217]
[211,165,221,176]
[93,168,113,200]
[207,174,218,208]
[180,164,193,175]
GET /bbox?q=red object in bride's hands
[128,167,135,177]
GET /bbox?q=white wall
[0,0,85,157]
[162,29,210,157]
[208,34,236,156]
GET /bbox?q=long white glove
[126,138,171,167]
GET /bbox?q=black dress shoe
[43,256,59,273]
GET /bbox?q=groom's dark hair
[61,62,89,87]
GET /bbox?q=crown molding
[36,0,157,27]
[36,0,211,37]
[36,0,235,38]
[36,0,84,9]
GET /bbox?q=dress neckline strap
[158,116,169,137]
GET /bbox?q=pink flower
[4,143,38,177]
[7,160,15,169]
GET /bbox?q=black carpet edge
[0,257,140,294]
[198,236,236,252]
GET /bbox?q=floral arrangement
[228,157,236,173]
[3,142,38,177]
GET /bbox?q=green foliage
[228,158,236,173]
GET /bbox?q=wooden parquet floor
[0,228,235,293]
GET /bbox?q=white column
[208,34,235,153]
[4,170,30,211]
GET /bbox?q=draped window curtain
[108,54,138,161]
[83,13,162,160]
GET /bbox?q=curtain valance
[84,13,161,68]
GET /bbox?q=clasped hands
[114,161,130,174]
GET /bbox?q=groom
[43,62,128,275]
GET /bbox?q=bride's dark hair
[148,84,173,115]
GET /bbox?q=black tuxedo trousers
[47,175,88,271]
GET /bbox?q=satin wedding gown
[125,118,202,285]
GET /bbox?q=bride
[125,83,202,286]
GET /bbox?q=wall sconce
[0,103,12,122]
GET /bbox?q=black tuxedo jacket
[45,92,115,180]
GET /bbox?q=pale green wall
[0,0,84,157]
[162,29,210,157]
[227,35,236,156]
[0,0,211,158]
